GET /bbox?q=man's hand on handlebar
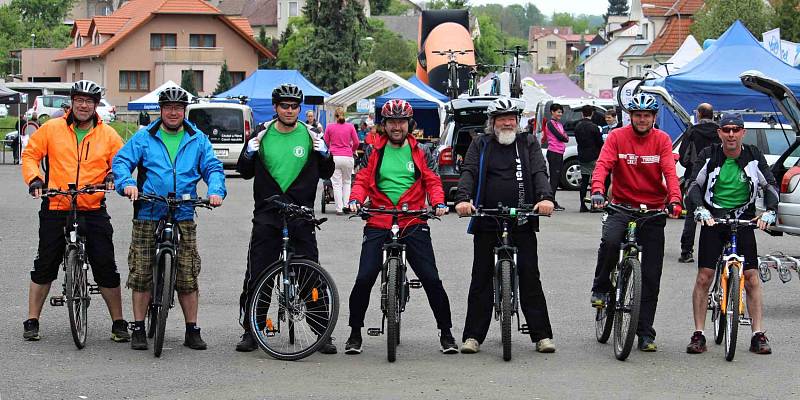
[455,201,475,217]
[591,192,606,209]
[533,199,554,216]
[29,178,44,199]
[103,173,115,191]
[755,210,776,231]
[435,203,448,217]
[124,186,139,201]
[349,200,361,214]
[208,194,223,207]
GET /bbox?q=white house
[582,23,639,97]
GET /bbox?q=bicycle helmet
[380,99,413,119]
[158,86,190,105]
[487,97,520,117]
[70,80,103,102]
[627,93,659,112]
[272,83,304,104]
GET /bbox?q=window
[642,23,649,40]
[547,56,556,66]
[150,33,177,49]
[288,1,299,17]
[229,71,246,86]
[764,128,796,155]
[189,34,216,48]
[76,36,83,47]
[119,71,150,91]
[93,33,100,45]
[547,40,556,49]
[182,69,204,92]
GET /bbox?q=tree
[551,13,599,34]
[773,0,800,42]
[370,0,391,15]
[606,0,629,19]
[257,26,280,69]
[691,0,773,43]
[275,17,314,70]
[0,0,75,78]
[473,15,503,73]
[181,69,197,96]
[385,0,413,16]
[356,19,416,79]
[426,0,469,10]
[214,61,233,95]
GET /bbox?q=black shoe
[678,252,695,263]
[183,328,207,350]
[686,331,707,354]
[750,332,772,354]
[317,336,337,354]
[440,334,458,354]
[580,207,590,213]
[111,319,130,342]
[23,318,40,341]
[131,326,148,350]
[344,336,363,354]
[235,331,257,352]
[554,205,566,211]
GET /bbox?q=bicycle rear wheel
[386,258,401,362]
[153,252,174,358]
[249,259,339,361]
[595,291,614,344]
[66,248,88,349]
[613,258,641,361]
[711,269,725,345]
[724,267,741,362]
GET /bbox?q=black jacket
[574,118,603,163]
[678,120,720,178]
[237,120,334,223]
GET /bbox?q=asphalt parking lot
[1,165,799,399]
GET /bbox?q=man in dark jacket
[574,105,604,212]
[234,84,335,353]
[455,97,556,354]
[677,103,720,263]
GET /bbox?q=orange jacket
[22,114,123,211]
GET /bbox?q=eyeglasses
[278,102,300,110]
[720,126,743,133]
[161,104,185,113]
[72,98,95,106]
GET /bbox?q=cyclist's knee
[743,270,761,290]
[695,269,713,289]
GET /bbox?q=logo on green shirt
[406,161,414,172]
[293,146,306,158]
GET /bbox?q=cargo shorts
[126,219,201,293]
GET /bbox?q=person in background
[543,103,567,211]
[357,121,369,142]
[50,101,71,119]
[574,106,603,213]
[306,110,323,135]
[601,109,619,141]
[324,107,360,215]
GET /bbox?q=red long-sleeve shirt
[591,125,682,209]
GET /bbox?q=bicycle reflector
[266,319,274,332]
[509,208,517,216]
[312,288,319,302]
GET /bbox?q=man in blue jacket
[113,86,226,351]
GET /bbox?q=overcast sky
[463,0,610,17]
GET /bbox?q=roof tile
[643,16,693,55]
[642,0,703,17]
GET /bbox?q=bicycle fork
[719,260,747,322]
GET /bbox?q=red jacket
[591,124,681,209]
[350,135,445,229]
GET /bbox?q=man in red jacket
[589,93,682,352]
[345,99,455,355]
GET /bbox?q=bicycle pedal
[740,317,752,326]
[49,296,65,306]
[88,284,101,295]
[367,328,382,336]
[408,279,422,289]
[519,324,530,334]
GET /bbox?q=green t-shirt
[713,158,750,209]
[378,143,415,205]
[260,123,311,192]
[74,126,90,145]
[159,128,185,164]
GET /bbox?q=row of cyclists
[21,80,776,357]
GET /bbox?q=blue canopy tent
[375,76,448,138]
[215,70,330,124]
[649,21,800,139]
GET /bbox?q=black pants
[348,225,452,330]
[463,231,553,343]
[591,211,666,339]
[32,209,120,288]
[239,216,321,331]
[546,151,563,204]
[579,174,591,211]
[680,203,697,256]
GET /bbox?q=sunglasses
[720,126,743,133]
[278,102,300,110]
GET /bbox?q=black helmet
[272,83,303,104]
[70,80,103,102]
[158,86,190,105]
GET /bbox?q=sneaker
[184,328,207,350]
[440,334,458,354]
[536,338,556,353]
[317,336,337,354]
[554,205,566,212]
[686,331,707,354]
[23,318,40,341]
[235,331,257,352]
[111,319,131,342]
[638,336,657,352]
[678,252,695,263]
[344,336,363,354]
[750,332,772,354]
[131,326,148,350]
[460,338,480,354]
[590,292,608,308]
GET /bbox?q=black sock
[133,320,145,330]
[186,322,198,333]
[441,328,453,338]
[350,327,362,339]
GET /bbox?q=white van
[186,101,255,169]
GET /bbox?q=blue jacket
[113,119,226,221]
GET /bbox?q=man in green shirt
[685,113,779,355]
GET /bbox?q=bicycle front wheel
[66,248,88,349]
[711,268,725,345]
[249,259,339,361]
[153,252,175,358]
[386,258,401,362]
[500,260,513,362]
[613,258,641,361]
[724,267,741,362]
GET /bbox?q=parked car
[186,100,255,169]
[0,104,8,118]
[96,98,116,122]
[24,95,70,121]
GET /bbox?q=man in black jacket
[234,84,335,353]
[574,106,604,212]
[454,97,556,354]
[677,103,720,263]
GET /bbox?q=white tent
[648,35,703,78]
[127,80,194,111]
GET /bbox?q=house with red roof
[528,26,597,72]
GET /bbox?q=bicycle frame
[493,218,519,321]
[715,220,750,318]
[380,215,408,316]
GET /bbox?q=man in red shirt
[589,93,682,352]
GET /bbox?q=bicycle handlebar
[138,193,212,209]
[606,203,667,216]
[466,205,550,218]
[42,184,108,197]
[351,206,438,222]
[265,195,325,225]
[712,218,758,226]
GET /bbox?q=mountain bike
[594,204,665,361]
[467,204,547,362]
[138,193,212,357]
[45,183,107,349]
[432,49,473,99]
[707,218,756,362]
[248,196,339,361]
[494,46,534,98]
[353,205,437,362]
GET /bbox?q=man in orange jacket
[21,80,128,343]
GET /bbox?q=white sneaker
[536,338,556,353]
[460,338,480,354]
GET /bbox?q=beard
[279,115,297,128]
[496,128,516,145]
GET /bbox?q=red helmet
[380,99,413,119]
